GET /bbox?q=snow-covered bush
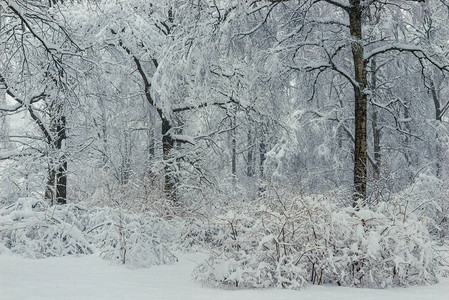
[176,178,259,252]
[178,217,218,251]
[0,198,93,258]
[398,174,449,240]
[0,198,178,267]
[193,194,444,289]
[81,207,178,268]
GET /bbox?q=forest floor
[0,252,448,300]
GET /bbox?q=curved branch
[364,43,449,72]
[0,74,51,144]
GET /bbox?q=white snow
[0,252,448,300]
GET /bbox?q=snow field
[0,252,448,300]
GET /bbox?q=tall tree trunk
[148,127,155,158]
[162,118,176,201]
[120,132,131,185]
[349,1,368,207]
[45,168,56,205]
[246,128,254,177]
[259,137,266,177]
[258,134,267,195]
[45,113,67,205]
[403,101,412,169]
[429,79,442,178]
[231,115,237,177]
[55,115,67,204]
[371,59,381,180]
[100,99,109,167]
[133,57,177,202]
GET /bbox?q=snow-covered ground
[0,252,448,300]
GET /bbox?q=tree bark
[231,115,237,177]
[259,137,266,177]
[371,59,381,180]
[55,115,67,204]
[162,117,176,201]
[133,57,178,202]
[246,128,254,177]
[429,79,442,177]
[45,113,67,205]
[349,0,368,206]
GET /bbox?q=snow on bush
[193,195,444,289]
[82,207,178,268]
[178,215,228,253]
[0,198,93,258]
[0,198,178,267]
[398,174,449,240]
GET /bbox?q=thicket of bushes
[0,198,177,267]
[0,183,446,289]
[192,194,446,288]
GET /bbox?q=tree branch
[0,74,51,144]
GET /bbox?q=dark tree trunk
[100,101,109,167]
[402,100,414,180]
[246,128,254,177]
[55,115,67,204]
[258,134,267,195]
[429,79,442,177]
[231,115,237,177]
[45,114,67,205]
[56,161,67,204]
[119,133,131,185]
[259,136,266,177]
[371,59,381,180]
[349,1,368,207]
[162,117,176,201]
[133,57,178,202]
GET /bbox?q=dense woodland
[1,0,448,289]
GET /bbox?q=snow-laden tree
[0,0,87,204]
[230,0,449,206]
